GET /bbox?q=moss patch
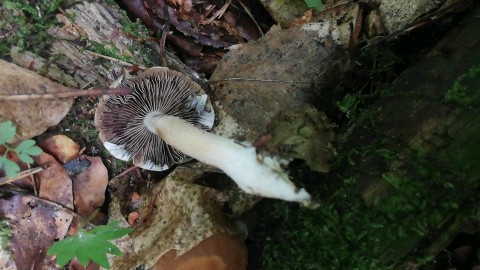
[0,0,65,60]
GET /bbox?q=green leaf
[14,140,36,153]
[304,0,324,11]
[47,222,132,268]
[17,153,34,164]
[0,121,16,145]
[3,158,20,178]
[14,140,42,157]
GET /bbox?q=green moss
[0,0,65,60]
[259,139,477,269]
[444,64,480,108]
[0,220,12,251]
[88,40,134,63]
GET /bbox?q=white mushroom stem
[144,113,317,208]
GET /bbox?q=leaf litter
[0,132,110,269]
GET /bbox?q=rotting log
[6,1,203,89]
[342,7,480,267]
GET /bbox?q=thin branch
[0,167,44,186]
[0,87,133,101]
[208,78,327,84]
[236,0,264,36]
[160,5,171,67]
[0,186,87,221]
[203,0,232,24]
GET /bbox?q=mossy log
[343,7,480,267]
[4,1,202,89]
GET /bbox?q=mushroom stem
[145,113,316,208]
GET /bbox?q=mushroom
[95,67,316,207]
[154,233,247,270]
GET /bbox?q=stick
[0,87,133,101]
[0,167,44,186]
[208,78,326,84]
[0,186,88,221]
[160,5,170,67]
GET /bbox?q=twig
[160,5,170,67]
[0,167,44,186]
[203,0,232,24]
[235,0,264,36]
[0,87,133,101]
[208,77,326,84]
[85,50,146,70]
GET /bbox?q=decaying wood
[10,1,203,90]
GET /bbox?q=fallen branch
[0,87,133,101]
[0,166,44,186]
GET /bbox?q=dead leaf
[70,156,108,218]
[379,0,443,34]
[0,192,65,269]
[34,151,74,240]
[38,135,81,163]
[0,60,74,144]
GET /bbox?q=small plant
[0,121,42,177]
[444,64,480,107]
[336,93,362,121]
[0,220,12,250]
[47,221,133,269]
[304,0,324,11]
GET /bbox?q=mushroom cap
[154,233,248,270]
[95,67,215,171]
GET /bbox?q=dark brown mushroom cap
[94,67,214,171]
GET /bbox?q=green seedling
[47,221,133,269]
[0,121,42,177]
[304,0,324,11]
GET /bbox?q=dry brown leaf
[38,135,81,163]
[0,192,65,269]
[34,151,74,240]
[70,155,108,218]
[108,167,240,269]
[0,60,74,144]
[379,0,443,34]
